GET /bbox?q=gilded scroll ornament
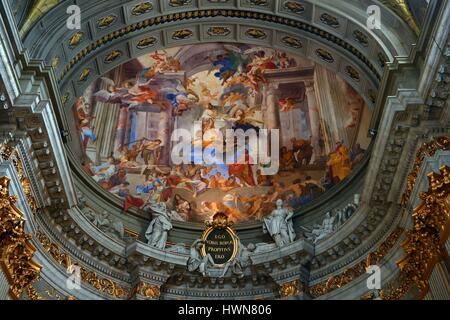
[320,13,340,28]
[136,37,157,49]
[400,136,450,207]
[353,30,369,47]
[282,36,303,48]
[172,29,193,40]
[245,28,267,40]
[131,2,153,16]
[68,32,84,48]
[279,280,299,297]
[135,282,161,299]
[0,177,42,299]
[345,66,360,82]
[283,1,305,14]
[315,48,334,64]
[79,68,91,82]
[169,0,192,7]
[381,165,450,300]
[97,15,117,29]
[104,50,122,63]
[207,27,231,37]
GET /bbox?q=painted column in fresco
[265,82,281,130]
[305,81,321,160]
[158,107,172,165]
[264,82,282,153]
[91,69,121,163]
[113,107,129,156]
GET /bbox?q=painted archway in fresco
[73,43,372,223]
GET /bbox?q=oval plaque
[201,212,238,266]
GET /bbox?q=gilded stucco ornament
[97,15,117,29]
[281,36,303,48]
[169,0,192,7]
[134,282,161,299]
[79,68,91,82]
[245,28,267,40]
[283,1,305,14]
[279,280,299,297]
[207,27,231,36]
[401,136,450,207]
[104,50,122,64]
[0,177,42,299]
[132,2,153,16]
[315,48,334,64]
[68,32,84,48]
[137,37,157,49]
[381,165,450,300]
[172,29,194,40]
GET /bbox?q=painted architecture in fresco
[73,43,372,223]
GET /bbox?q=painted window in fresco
[74,43,372,223]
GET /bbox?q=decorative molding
[308,227,404,298]
[35,231,129,299]
[56,10,382,83]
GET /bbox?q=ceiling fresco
[73,42,372,223]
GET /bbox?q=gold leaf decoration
[315,48,334,63]
[245,28,267,39]
[97,15,117,29]
[79,68,91,82]
[345,66,360,82]
[282,36,303,48]
[283,1,305,14]
[207,26,231,37]
[0,176,42,299]
[381,164,450,300]
[172,29,193,40]
[104,50,122,63]
[131,2,153,15]
[137,36,157,49]
[68,31,84,48]
[279,280,299,297]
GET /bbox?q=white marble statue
[145,202,173,249]
[306,212,336,243]
[187,239,214,277]
[263,199,296,247]
[220,242,256,278]
[83,208,124,240]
